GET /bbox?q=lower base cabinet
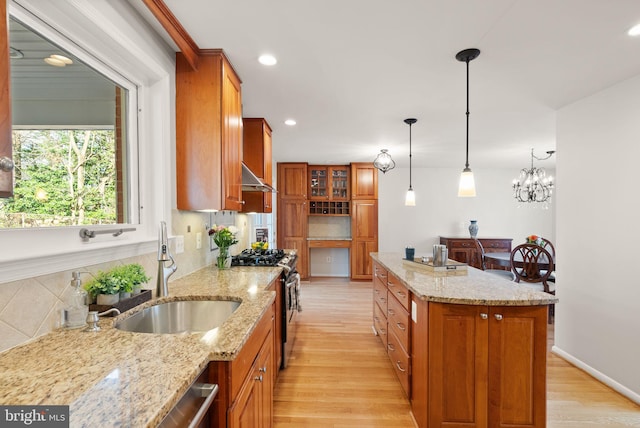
[411,300,548,428]
[209,304,275,428]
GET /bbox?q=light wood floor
[273,278,640,428]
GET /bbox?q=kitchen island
[371,252,557,428]
[0,265,281,427]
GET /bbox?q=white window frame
[0,0,175,283]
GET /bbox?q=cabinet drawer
[481,239,512,251]
[387,293,410,353]
[373,278,388,314]
[373,262,388,284]
[373,301,388,345]
[387,329,410,398]
[386,272,410,311]
[308,239,351,248]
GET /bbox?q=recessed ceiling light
[628,23,640,36]
[284,119,296,126]
[258,54,277,66]
[51,54,72,64]
[44,57,66,67]
[44,54,73,67]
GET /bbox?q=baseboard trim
[551,345,640,405]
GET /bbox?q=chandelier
[512,148,555,203]
[373,149,395,173]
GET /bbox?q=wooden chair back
[510,243,555,293]
[538,237,556,258]
[472,238,487,270]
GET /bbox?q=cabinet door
[277,199,308,278]
[351,163,377,200]
[308,166,328,199]
[329,166,349,200]
[0,0,12,197]
[351,200,378,280]
[221,57,243,211]
[488,306,547,428]
[242,118,273,213]
[228,366,260,428]
[277,163,307,199]
[257,330,274,427]
[429,303,488,428]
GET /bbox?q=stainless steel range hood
[242,162,276,192]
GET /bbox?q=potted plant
[84,270,123,305]
[84,264,150,304]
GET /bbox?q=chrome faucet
[156,221,177,297]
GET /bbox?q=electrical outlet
[196,232,202,249]
[175,235,185,254]
[326,256,332,263]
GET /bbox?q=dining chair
[473,239,515,281]
[537,237,556,282]
[511,243,555,322]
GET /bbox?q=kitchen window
[0,1,174,282]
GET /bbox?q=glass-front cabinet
[308,166,349,200]
[308,165,350,215]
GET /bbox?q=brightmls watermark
[0,406,69,427]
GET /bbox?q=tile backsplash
[0,210,256,353]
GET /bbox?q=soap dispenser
[64,271,89,329]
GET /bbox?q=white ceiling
[147,0,640,169]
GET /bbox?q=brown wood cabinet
[411,300,547,428]
[308,165,350,201]
[0,0,12,198]
[176,49,243,211]
[242,118,273,213]
[440,237,512,269]
[372,261,412,398]
[351,163,377,200]
[210,303,274,428]
[350,200,378,280]
[277,163,308,279]
[277,163,307,199]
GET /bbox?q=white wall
[554,74,640,403]
[378,167,555,257]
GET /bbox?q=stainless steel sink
[115,300,241,334]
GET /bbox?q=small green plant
[84,264,150,296]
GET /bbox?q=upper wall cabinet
[308,165,349,201]
[0,0,13,198]
[351,163,378,200]
[176,49,243,211]
[241,118,273,213]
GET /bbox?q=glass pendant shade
[458,168,476,197]
[405,188,416,206]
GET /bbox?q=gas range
[231,249,295,269]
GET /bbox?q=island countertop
[372,252,557,306]
[0,265,282,427]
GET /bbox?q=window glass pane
[2,18,130,228]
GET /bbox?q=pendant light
[404,118,417,206]
[373,149,396,173]
[456,48,480,197]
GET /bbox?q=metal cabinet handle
[259,366,267,373]
[388,308,395,316]
[387,343,395,352]
[396,322,406,331]
[0,157,14,172]
[396,361,406,372]
[254,374,263,382]
[480,313,488,319]
[494,314,503,321]
[397,291,406,298]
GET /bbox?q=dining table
[484,251,556,271]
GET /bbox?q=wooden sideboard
[439,237,512,270]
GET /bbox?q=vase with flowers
[209,224,239,269]
[526,234,541,246]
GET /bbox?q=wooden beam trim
[142,0,200,70]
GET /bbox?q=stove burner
[231,249,287,267]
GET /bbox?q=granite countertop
[0,265,282,427]
[372,252,558,306]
